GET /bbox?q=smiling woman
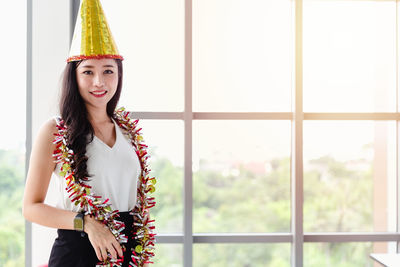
[22,0,155,266]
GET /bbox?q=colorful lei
[52,107,156,267]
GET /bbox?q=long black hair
[59,59,123,181]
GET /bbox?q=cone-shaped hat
[67,0,123,62]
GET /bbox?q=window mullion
[292,0,304,266]
[25,0,33,266]
[185,0,193,266]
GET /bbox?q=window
[23,0,400,266]
[104,0,400,265]
[0,1,27,266]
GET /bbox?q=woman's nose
[93,74,104,87]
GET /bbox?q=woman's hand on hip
[84,215,123,262]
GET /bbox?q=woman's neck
[86,105,112,125]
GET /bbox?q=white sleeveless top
[52,118,141,212]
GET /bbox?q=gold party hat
[67,0,123,62]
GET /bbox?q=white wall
[31,1,70,266]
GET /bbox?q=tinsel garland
[67,54,124,63]
[52,107,156,267]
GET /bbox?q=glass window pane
[304,121,397,232]
[0,0,26,265]
[102,0,184,112]
[139,120,184,234]
[193,0,293,112]
[305,242,396,267]
[193,121,291,233]
[194,244,291,266]
[303,0,396,112]
[153,244,182,266]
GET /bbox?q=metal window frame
[24,0,400,266]
[70,0,80,41]
[145,0,400,264]
[25,0,32,266]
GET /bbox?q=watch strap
[73,212,84,232]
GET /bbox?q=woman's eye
[104,70,114,74]
[83,70,92,75]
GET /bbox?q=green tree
[0,149,25,267]
[153,153,375,266]
[0,147,377,266]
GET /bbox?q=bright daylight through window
[2,0,400,266]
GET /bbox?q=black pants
[48,211,138,267]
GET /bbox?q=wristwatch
[74,212,84,232]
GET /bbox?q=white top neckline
[93,118,118,150]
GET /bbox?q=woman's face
[75,58,119,110]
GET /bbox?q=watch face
[74,218,83,231]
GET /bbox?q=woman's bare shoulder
[41,117,59,138]
[33,117,60,152]
[26,117,61,183]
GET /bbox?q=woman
[22,1,155,266]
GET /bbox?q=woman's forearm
[23,202,77,230]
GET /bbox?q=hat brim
[67,54,124,63]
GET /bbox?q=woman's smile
[90,90,108,98]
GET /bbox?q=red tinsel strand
[50,108,155,266]
[53,112,148,267]
[67,54,124,62]
[112,108,157,266]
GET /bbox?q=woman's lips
[90,90,107,98]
